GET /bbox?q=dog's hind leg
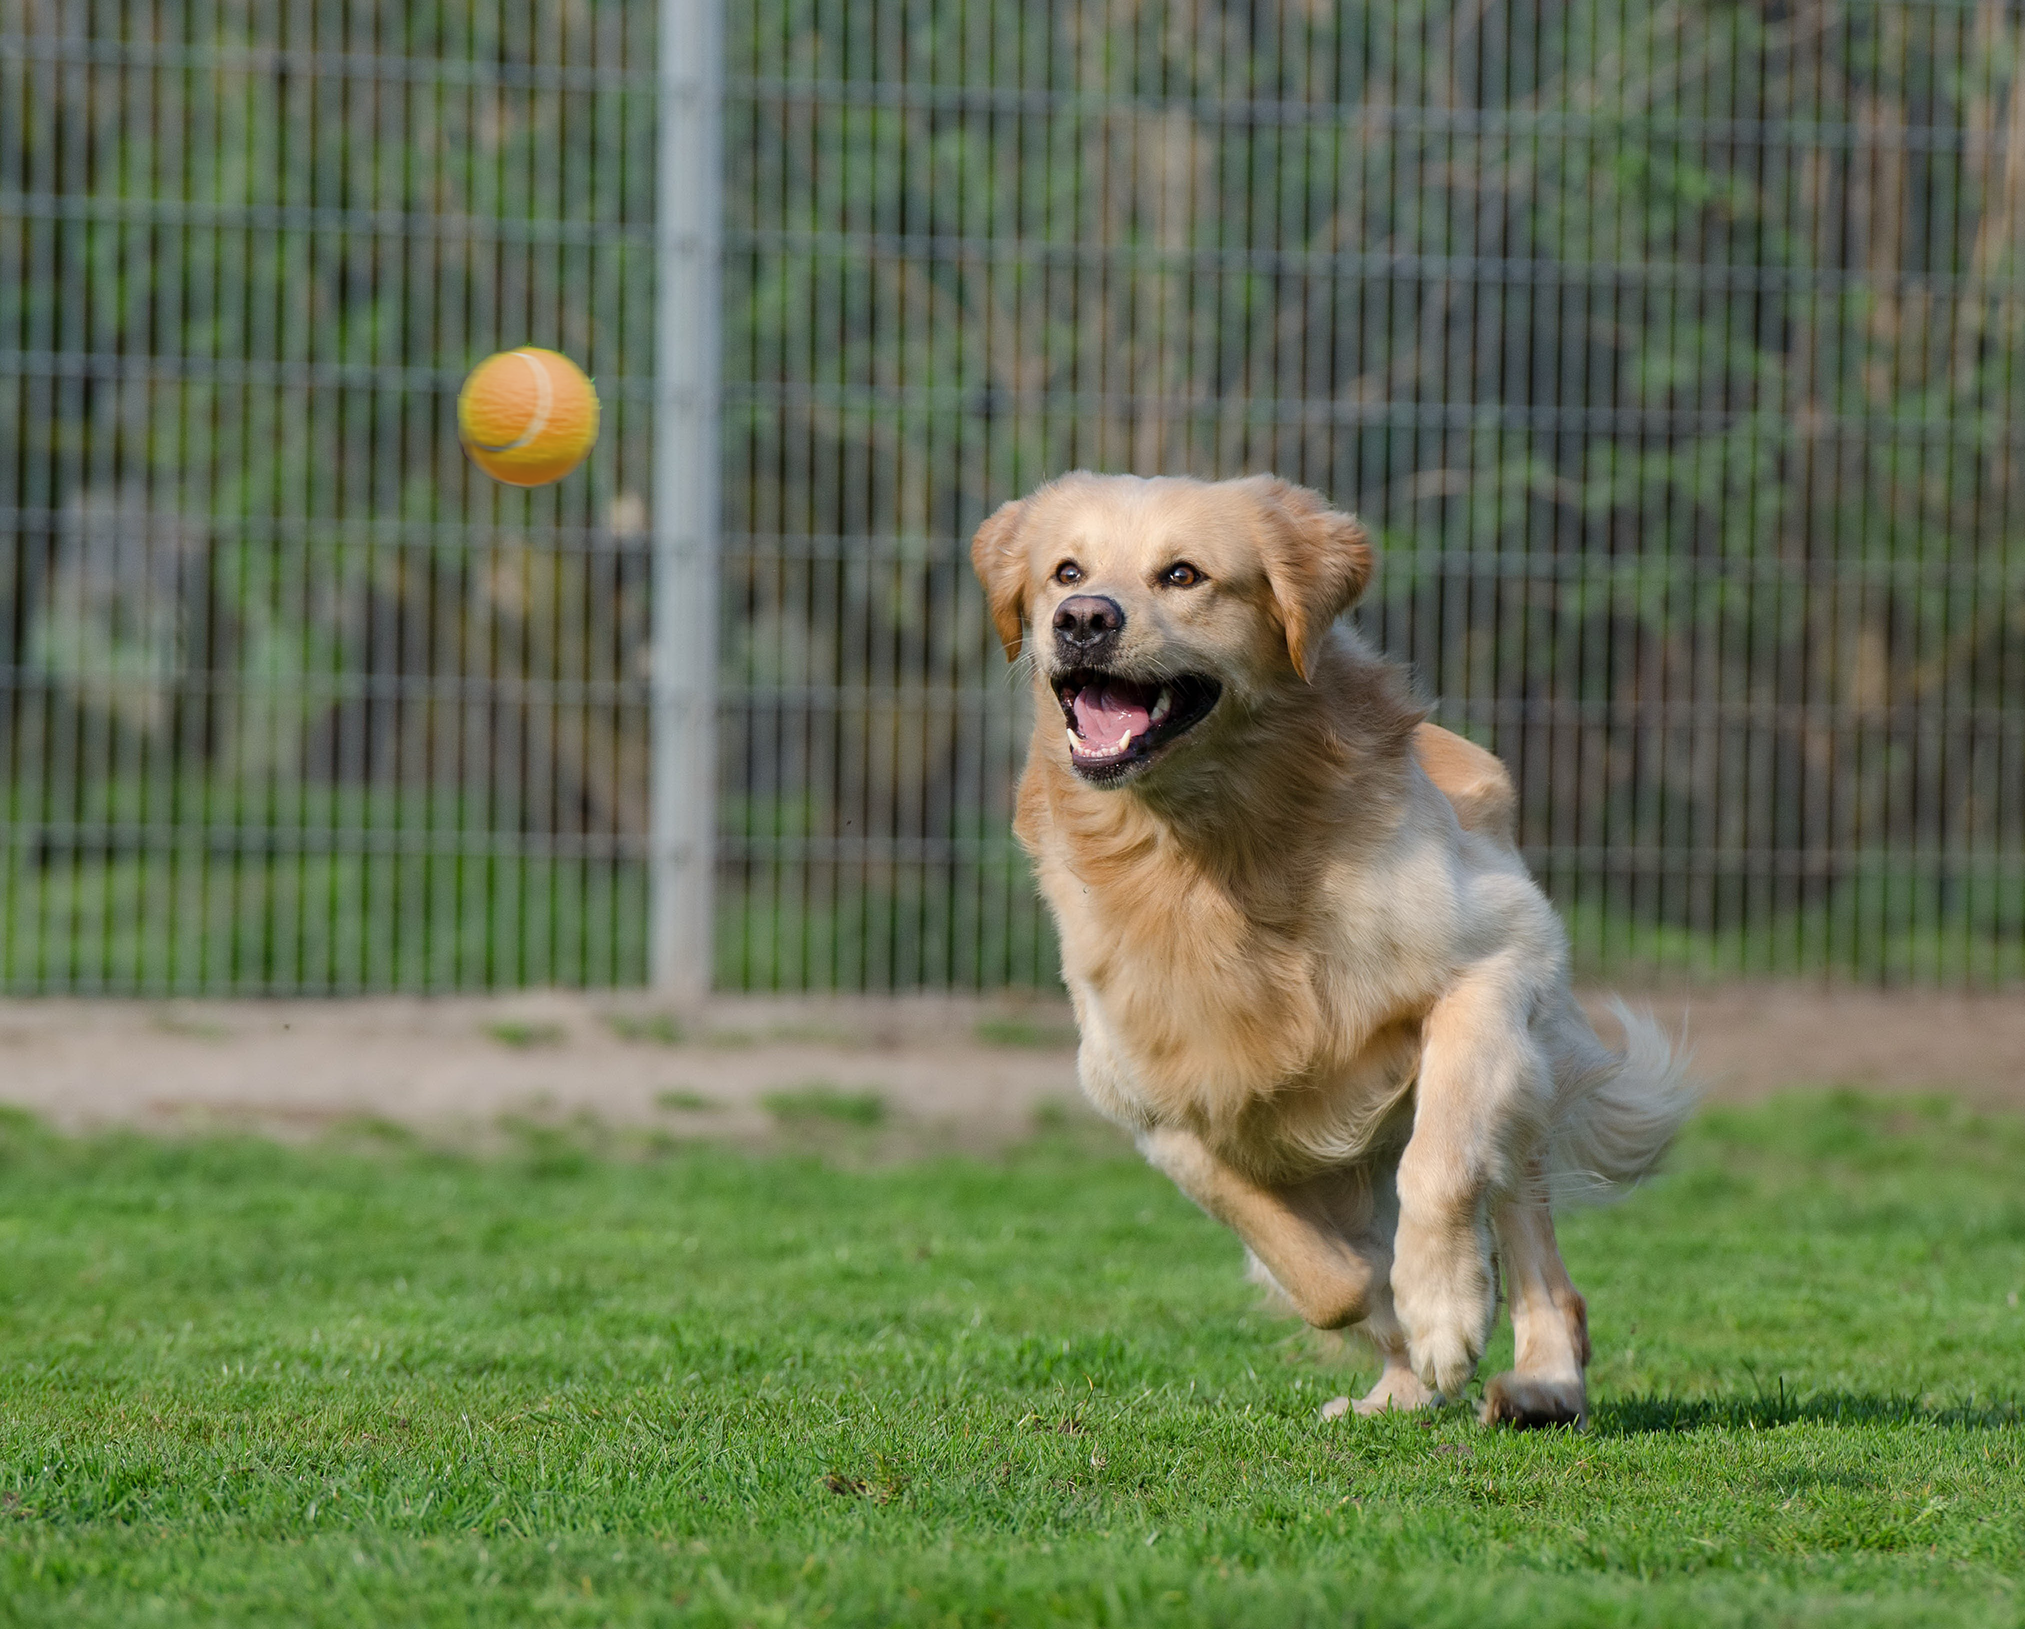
[1479,1186,1589,1427]
[1305,1279,1439,1416]
[1318,1323,1438,1417]
[1342,1164,1436,1415]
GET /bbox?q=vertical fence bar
[652,0,724,999]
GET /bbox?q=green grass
[608,1013,688,1047]
[1,845,651,994]
[759,1085,889,1129]
[1,1094,2022,1627]
[482,1020,569,1050]
[652,1090,721,1113]
[975,1015,1080,1049]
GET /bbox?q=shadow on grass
[1594,1386,2023,1435]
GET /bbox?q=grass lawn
[2,1093,2022,1627]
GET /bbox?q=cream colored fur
[972,472,1695,1425]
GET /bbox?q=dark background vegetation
[3,0,2022,991]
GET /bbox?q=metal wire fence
[5,0,2024,993]
[2,1,661,991]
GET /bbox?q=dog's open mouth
[1055,670,1222,782]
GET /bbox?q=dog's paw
[1480,1370,1586,1429]
[1392,1228,1495,1399]
[1317,1362,1439,1422]
[1405,1323,1482,1398]
[1352,1364,1437,1416]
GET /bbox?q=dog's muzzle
[1055,670,1222,784]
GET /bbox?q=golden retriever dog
[971,472,1692,1426]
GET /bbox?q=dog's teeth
[1072,734,1131,761]
[1150,687,1172,724]
[1066,728,1081,753]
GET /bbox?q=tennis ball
[458,347,600,487]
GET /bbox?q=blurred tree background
[3,0,2022,991]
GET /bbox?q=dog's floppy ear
[1249,477,1374,682]
[970,497,1031,661]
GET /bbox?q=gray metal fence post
[651,0,724,1000]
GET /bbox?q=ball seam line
[468,348,557,454]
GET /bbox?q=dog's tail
[1545,1000,1697,1203]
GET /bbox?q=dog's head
[970,473,1373,788]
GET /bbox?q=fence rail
[4,0,2023,993]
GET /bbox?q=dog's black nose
[1053,594,1124,652]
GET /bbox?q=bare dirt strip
[0,982,2019,1149]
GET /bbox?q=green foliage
[0,788,652,992]
[719,0,2025,988]
[1,1096,2022,1624]
[5,0,2024,992]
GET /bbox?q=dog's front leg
[1392,955,1551,1399]
[1137,1126,1380,1330]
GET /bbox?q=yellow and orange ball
[457,347,600,487]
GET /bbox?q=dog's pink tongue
[1072,682,1152,747]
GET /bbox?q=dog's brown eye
[1054,561,1083,585]
[1161,562,1204,588]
